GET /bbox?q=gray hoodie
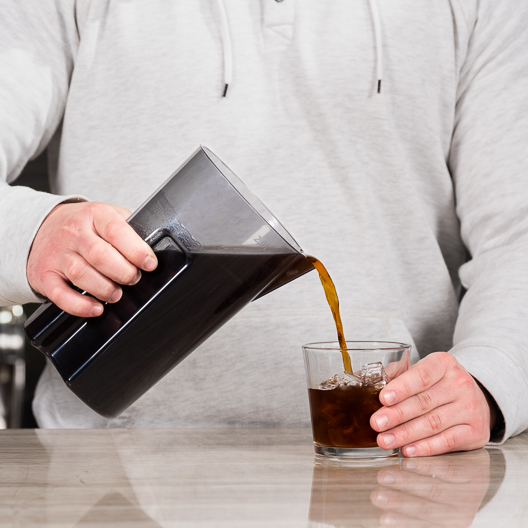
[0,0,527,441]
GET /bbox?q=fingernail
[375,415,388,430]
[91,305,103,317]
[372,489,388,504]
[380,472,395,485]
[383,391,395,405]
[130,270,142,285]
[110,289,122,303]
[404,460,417,470]
[404,445,416,457]
[381,513,397,527]
[381,433,395,447]
[144,256,157,271]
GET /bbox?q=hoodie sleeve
[448,0,528,443]
[0,1,87,305]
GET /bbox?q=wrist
[473,377,504,438]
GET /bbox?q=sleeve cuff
[450,342,528,446]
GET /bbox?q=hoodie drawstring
[216,0,233,97]
[368,0,383,93]
[216,1,382,97]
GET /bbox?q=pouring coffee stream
[306,255,353,374]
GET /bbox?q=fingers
[380,423,490,458]
[91,205,157,272]
[62,251,123,303]
[41,271,104,318]
[371,381,452,433]
[399,424,487,457]
[376,402,463,452]
[370,353,491,456]
[378,352,451,407]
[80,235,142,286]
[27,201,158,319]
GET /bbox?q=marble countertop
[0,428,527,527]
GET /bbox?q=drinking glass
[303,341,411,459]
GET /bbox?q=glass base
[314,444,398,459]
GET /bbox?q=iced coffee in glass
[303,341,410,459]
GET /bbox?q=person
[0,0,526,456]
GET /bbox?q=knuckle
[398,423,413,443]
[68,259,89,282]
[393,404,406,423]
[48,286,66,307]
[86,241,109,267]
[415,390,433,411]
[426,412,443,432]
[417,368,431,389]
[420,441,435,457]
[103,220,127,242]
[37,268,52,287]
[437,352,458,373]
[460,372,474,389]
[443,430,458,452]
[86,201,105,215]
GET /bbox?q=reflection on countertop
[0,428,526,527]
[309,449,501,528]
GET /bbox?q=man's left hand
[370,352,493,457]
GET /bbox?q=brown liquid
[307,256,352,373]
[308,384,382,448]
[307,256,385,449]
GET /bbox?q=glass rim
[302,341,411,352]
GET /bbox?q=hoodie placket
[262,0,296,50]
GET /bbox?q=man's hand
[370,352,492,457]
[27,202,158,318]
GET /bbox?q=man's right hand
[26,202,158,318]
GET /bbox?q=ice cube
[317,374,343,390]
[358,362,387,389]
[340,371,362,387]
